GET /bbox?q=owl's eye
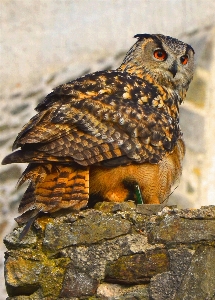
[180,55,189,65]
[153,49,167,61]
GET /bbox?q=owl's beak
[169,61,178,78]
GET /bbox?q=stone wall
[4,203,215,299]
[1,0,215,298]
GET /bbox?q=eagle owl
[2,34,195,221]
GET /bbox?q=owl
[2,34,195,223]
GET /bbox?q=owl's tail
[16,163,89,221]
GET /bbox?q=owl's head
[119,34,195,95]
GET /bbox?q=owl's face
[121,34,195,94]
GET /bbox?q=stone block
[148,214,215,244]
[43,210,131,254]
[60,263,98,298]
[105,250,169,284]
[3,203,215,299]
[174,246,215,300]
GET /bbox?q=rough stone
[149,248,194,300]
[60,263,99,298]
[148,214,215,245]
[105,250,169,284]
[63,233,155,282]
[97,283,149,300]
[149,272,182,300]
[6,289,44,300]
[94,201,136,213]
[43,210,131,254]
[5,255,41,296]
[175,205,215,219]
[168,248,194,275]
[136,203,169,215]
[3,205,215,299]
[174,246,215,300]
[5,248,70,298]
[4,226,37,250]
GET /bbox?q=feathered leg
[18,163,89,215]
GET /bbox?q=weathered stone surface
[176,205,215,219]
[150,272,181,300]
[97,283,149,300]
[168,248,194,275]
[3,205,215,299]
[149,214,215,244]
[136,203,169,215]
[5,255,41,296]
[60,262,99,298]
[105,249,169,284]
[43,210,131,254]
[64,233,156,282]
[4,226,37,250]
[149,248,194,299]
[174,246,215,300]
[6,289,44,300]
[94,201,136,213]
[5,248,70,298]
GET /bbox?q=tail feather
[18,163,89,214]
[2,150,73,165]
[18,182,37,213]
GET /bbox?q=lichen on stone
[4,204,215,299]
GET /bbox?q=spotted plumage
[2,33,194,222]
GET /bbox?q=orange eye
[153,49,167,61]
[180,55,189,65]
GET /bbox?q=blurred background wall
[0,0,215,298]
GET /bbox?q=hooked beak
[169,61,178,78]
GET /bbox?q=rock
[94,201,136,213]
[149,248,194,300]
[105,250,169,284]
[97,283,149,300]
[4,226,37,250]
[5,248,70,298]
[3,205,215,299]
[6,289,44,300]
[168,248,194,275]
[43,210,131,254]
[63,233,155,282]
[136,203,170,215]
[60,263,99,298]
[174,246,215,300]
[149,272,181,300]
[148,213,215,245]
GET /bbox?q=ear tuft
[134,34,152,40]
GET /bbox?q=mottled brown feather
[18,164,89,214]
[2,34,194,221]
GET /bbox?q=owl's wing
[3,70,181,167]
